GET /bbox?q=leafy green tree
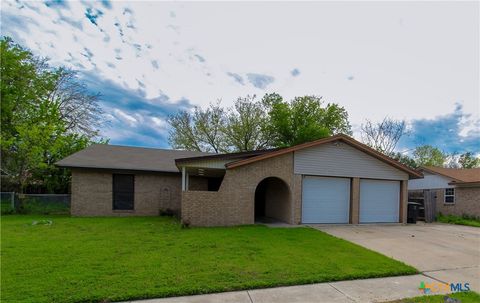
[458,152,480,168]
[1,37,57,143]
[413,145,447,167]
[223,95,270,151]
[1,37,106,193]
[263,94,351,147]
[168,93,352,152]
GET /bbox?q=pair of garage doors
[302,176,400,224]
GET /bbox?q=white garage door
[360,179,400,223]
[302,176,350,223]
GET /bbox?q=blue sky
[2,1,479,153]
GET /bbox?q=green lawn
[437,214,480,228]
[1,215,416,303]
[386,291,480,303]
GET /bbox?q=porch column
[181,166,186,191]
[350,177,360,224]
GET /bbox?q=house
[56,134,422,226]
[408,166,480,218]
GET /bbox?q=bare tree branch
[361,117,407,155]
[167,101,226,153]
[49,69,105,138]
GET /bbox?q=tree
[361,117,407,155]
[1,37,56,144]
[0,37,106,193]
[263,94,352,147]
[444,152,460,168]
[413,145,447,167]
[223,95,270,151]
[168,93,353,152]
[391,152,418,169]
[168,102,227,153]
[50,68,104,138]
[458,152,480,168]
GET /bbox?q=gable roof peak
[226,134,423,179]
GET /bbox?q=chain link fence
[1,192,70,215]
[1,192,15,214]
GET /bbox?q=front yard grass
[1,215,416,303]
[437,214,480,228]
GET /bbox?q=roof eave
[55,164,179,174]
[420,167,463,182]
[448,181,480,187]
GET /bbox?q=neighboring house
[56,134,422,226]
[408,166,480,218]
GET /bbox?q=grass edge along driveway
[1,215,417,303]
[437,214,480,228]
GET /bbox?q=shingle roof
[422,166,480,183]
[56,135,427,179]
[55,144,212,173]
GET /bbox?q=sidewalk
[120,272,453,303]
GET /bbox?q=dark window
[207,177,223,191]
[444,188,455,204]
[113,174,134,210]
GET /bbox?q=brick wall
[436,187,480,218]
[292,174,302,224]
[350,178,360,224]
[181,191,231,226]
[181,153,296,226]
[71,169,182,216]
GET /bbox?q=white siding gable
[294,142,408,180]
[408,172,454,190]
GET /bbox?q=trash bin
[407,202,421,223]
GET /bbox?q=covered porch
[180,166,226,192]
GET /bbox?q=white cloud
[2,1,478,148]
[113,108,137,127]
[151,117,168,129]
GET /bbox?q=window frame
[444,188,455,204]
[112,174,135,211]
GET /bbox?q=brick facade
[436,187,480,218]
[181,151,409,227]
[350,178,360,224]
[71,151,412,225]
[71,169,183,216]
[292,174,302,224]
[181,153,296,226]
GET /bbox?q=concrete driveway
[312,223,480,291]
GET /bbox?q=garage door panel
[302,176,350,224]
[360,179,399,223]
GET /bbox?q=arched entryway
[254,177,291,224]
